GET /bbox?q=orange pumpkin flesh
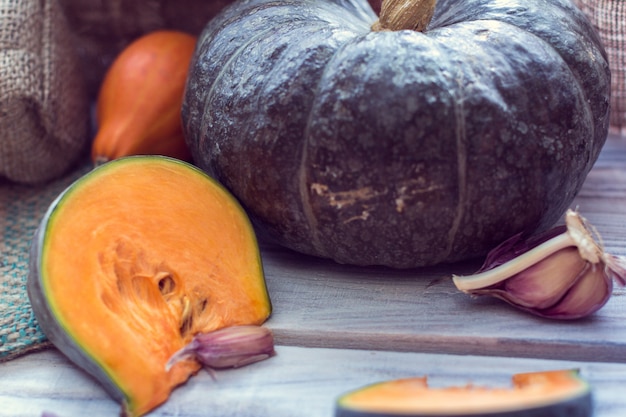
[336,369,591,417]
[91,30,197,164]
[28,156,271,417]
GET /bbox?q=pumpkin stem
[371,0,437,32]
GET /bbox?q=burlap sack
[574,0,626,133]
[0,0,89,185]
[58,0,234,98]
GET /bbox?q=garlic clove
[498,247,588,309]
[453,209,625,320]
[166,325,275,372]
[542,263,611,319]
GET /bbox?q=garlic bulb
[453,210,626,319]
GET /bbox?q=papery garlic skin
[453,209,626,319]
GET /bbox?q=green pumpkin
[182,0,610,268]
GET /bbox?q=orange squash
[27,156,272,416]
[91,30,196,164]
[335,369,592,417]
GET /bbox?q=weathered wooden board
[262,241,626,362]
[1,347,625,417]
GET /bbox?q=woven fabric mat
[0,161,91,362]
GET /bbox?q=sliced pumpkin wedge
[335,369,592,417]
[27,156,272,417]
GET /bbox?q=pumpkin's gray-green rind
[334,392,593,417]
[26,163,128,407]
[183,0,610,268]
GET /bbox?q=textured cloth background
[0,162,90,362]
[0,0,89,184]
[58,0,233,98]
[574,0,626,133]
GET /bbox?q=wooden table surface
[2,133,626,417]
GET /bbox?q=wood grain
[262,241,626,362]
[1,347,625,417]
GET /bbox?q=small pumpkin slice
[27,156,271,417]
[336,369,592,417]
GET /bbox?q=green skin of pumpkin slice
[335,370,592,417]
[27,156,272,416]
[27,172,127,406]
